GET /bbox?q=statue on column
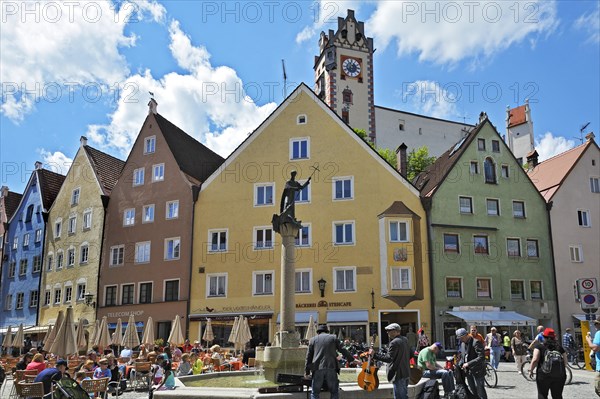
[272,171,311,233]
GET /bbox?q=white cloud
[38,149,73,176]
[398,80,459,119]
[0,0,166,122]
[535,132,576,162]
[87,20,277,158]
[295,1,363,44]
[574,5,600,44]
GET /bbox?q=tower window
[342,109,349,124]
[342,88,353,104]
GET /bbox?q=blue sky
[1,0,599,194]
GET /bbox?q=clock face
[342,58,361,78]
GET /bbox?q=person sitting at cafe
[242,344,255,365]
[176,353,192,376]
[16,352,33,371]
[92,358,112,380]
[34,359,67,396]
[182,339,193,353]
[191,340,202,354]
[26,353,46,373]
[171,344,182,362]
[190,353,204,375]
[119,346,132,360]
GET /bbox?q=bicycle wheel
[484,363,497,388]
[567,349,583,370]
[521,360,535,381]
[565,366,572,385]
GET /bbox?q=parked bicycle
[565,346,585,370]
[520,350,572,385]
[445,353,497,389]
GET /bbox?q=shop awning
[108,322,144,329]
[447,311,536,325]
[326,310,369,323]
[24,326,54,334]
[276,311,319,324]
[189,312,272,321]
[0,325,34,334]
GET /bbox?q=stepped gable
[37,169,66,210]
[84,145,126,195]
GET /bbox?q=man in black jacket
[370,323,410,399]
[305,324,353,399]
[456,328,487,399]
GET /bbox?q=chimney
[34,161,43,170]
[148,98,158,115]
[80,136,88,147]
[1,186,8,198]
[526,150,539,168]
[396,143,408,177]
[479,111,488,124]
[585,132,595,142]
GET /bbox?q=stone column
[279,223,299,347]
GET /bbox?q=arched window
[484,157,496,184]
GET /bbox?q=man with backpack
[528,328,568,399]
[456,328,487,399]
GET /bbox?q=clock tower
[314,9,376,142]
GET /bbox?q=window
[143,205,154,223]
[71,188,80,205]
[474,236,489,254]
[486,199,499,216]
[144,136,156,154]
[5,294,12,310]
[484,158,496,184]
[526,239,539,258]
[23,233,29,247]
[25,204,34,222]
[83,209,92,230]
[122,284,134,305]
[459,196,473,214]
[67,248,75,267]
[295,270,311,293]
[135,241,151,263]
[8,261,16,278]
[68,215,76,234]
[513,201,526,218]
[477,138,486,151]
[12,237,18,249]
[34,229,41,243]
[334,267,355,292]
[391,267,411,290]
[333,221,354,245]
[530,281,543,300]
[389,221,409,242]
[342,90,353,104]
[254,272,274,295]
[578,210,591,227]
[501,165,509,178]
[77,283,86,301]
[16,292,24,309]
[164,280,179,302]
[255,184,274,206]
[54,288,62,304]
[476,278,491,298]
[105,286,117,306]
[46,255,53,272]
[510,281,525,300]
[290,138,309,159]
[19,259,28,275]
[152,164,164,182]
[139,282,152,304]
[469,161,479,175]
[492,140,500,152]
[208,274,227,297]
[110,245,124,266]
[333,177,353,200]
[443,234,459,253]
[569,245,583,262]
[254,227,273,249]
[29,290,39,307]
[166,201,179,219]
[295,181,310,203]
[165,237,180,260]
[65,286,72,303]
[133,168,144,186]
[341,109,349,123]
[297,115,307,125]
[123,208,135,226]
[399,119,405,131]
[80,244,89,264]
[295,225,310,247]
[0,235,3,250]
[591,177,600,193]
[32,256,41,273]
[507,238,521,257]
[209,230,227,252]
[446,278,462,298]
[44,291,51,306]
[56,251,64,269]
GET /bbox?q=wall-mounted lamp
[318,278,327,298]
[371,289,375,309]
[84,292,96,309]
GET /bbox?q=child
[149,359,175,399]
[190,353,204,375]
[75,371,94,398]
[151,355,164,385]
[92,358,112,380]
[176,353,192,377]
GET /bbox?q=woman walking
[529,328,568,399]
[511,330,528,373]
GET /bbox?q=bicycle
[482,348,498,388]
[521,351,572,385]
[565,346,584,370]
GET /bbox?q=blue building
[0,163,65,330]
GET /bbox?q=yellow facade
[190,85,431,346]
[39,145,105,331]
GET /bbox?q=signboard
[577,278,598,310]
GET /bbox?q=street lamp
[84,292,96,309]
[371,288,375,309]
[318,278,327,298]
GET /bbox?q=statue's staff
[307,163,320,179]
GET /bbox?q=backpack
[447,384,477,399]
[421,379,440,399]
[418,334,429,348]
[540,347,564,378]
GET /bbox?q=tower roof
[508,105,527,128]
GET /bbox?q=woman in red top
[25,353,46,373]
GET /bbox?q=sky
[1,0,599,194]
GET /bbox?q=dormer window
[297,115,307,125]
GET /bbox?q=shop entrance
[379,311,419,346]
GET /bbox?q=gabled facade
[189,84,431,347]
[39,137,125,336]
[528,134,600,342]
[414,114,557,350]
[97,101,224,342]
[0,164,65,329]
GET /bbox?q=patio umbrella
[12,323,25,355]
[167,315,184,346]
[228,316,240,344]
[141,317,155,347]
[42,324,53,346]
[121,314,140,349]
[305,315,317,341]
[202,318,214,344]
[75,318,87,350]
[112,318,123,353]
[1,326,12,349]
[44,310,64,351]
[241,317,252,348]
[88,319,99,349]
[95,316,111,350]
[197,321,203,344]
[50,306,77,359]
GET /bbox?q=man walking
[370,323,410,399]
[418,342,455,396]
[562,328,575,363]
[485,327,502,370]
[305,324,354,399]
[585,319,600,397]
[456,328,487,399]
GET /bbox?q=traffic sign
[586,313,598,321]
[581,293,599,310]
[578,278,597,294]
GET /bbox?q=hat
[384,323,401,331]
[543,328,556,339]
[317,324,329,333]
[98,358,108,364]
[56,359,68,368]
[455,328,468,338]
[194,340,200,344]
[434,342,443,350]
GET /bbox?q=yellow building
[39,137,125,341]
[189,85,431,347]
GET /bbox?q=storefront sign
[222,305,272,312]
[107,310,144,318]
[296,301,352,308]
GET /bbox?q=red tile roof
[84,145,126,195]
[37,169,66,210]
[378,201,420,219]
[508,105,526,128]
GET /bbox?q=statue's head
[291,171,297,178]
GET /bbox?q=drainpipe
[185,185,201,341]
[422,197,437,342]
[96,195,111,325]
[546,201,561,333]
